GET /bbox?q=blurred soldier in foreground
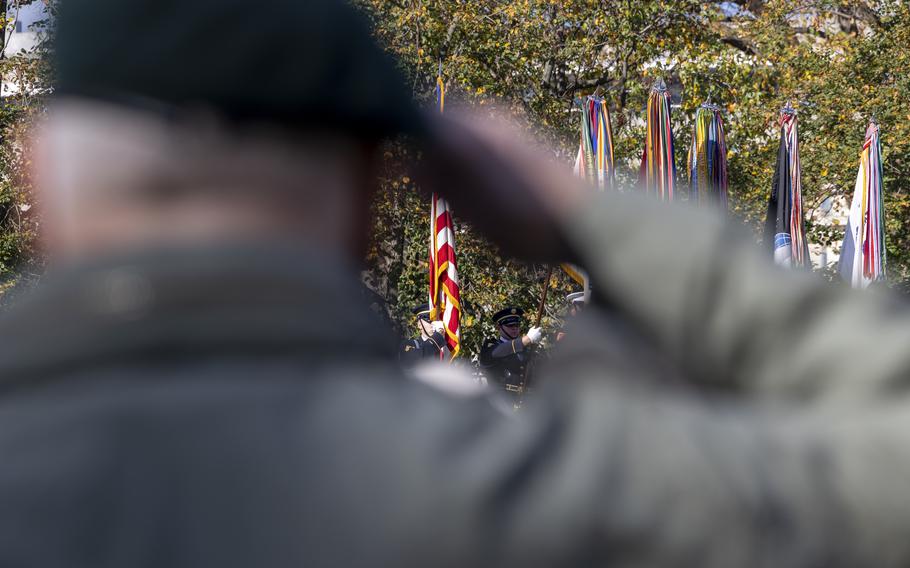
[480,307,542,399]
[398,303,446,364]
[3,0,910,566]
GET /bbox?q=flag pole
[534,266,553,328]
[429,64,461,359]
[516,266,552,409]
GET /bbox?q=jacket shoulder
[481,338,499,351]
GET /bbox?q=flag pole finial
[781,100,796,116]
[867,116,880,137]
[700,97,720,112]
[651,77,668,94]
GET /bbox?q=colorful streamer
[574,95,615,191]
[687,104,729,208]
[764,104,809,268]
[564,93,615,289]
[639,78,677,201]
[840,121,885,288]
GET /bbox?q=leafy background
[0,0,50,303]
[0,2,908,360]
[355,0,910,358]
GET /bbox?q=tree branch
[720,35,758,55]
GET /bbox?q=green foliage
[0,0,52,282]
[364,142,577,359]
[0,1,905,357]
[357,1,910,358]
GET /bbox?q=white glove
[431,320,446,334]
[526,326,542,344]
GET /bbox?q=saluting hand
[418,112,587,264]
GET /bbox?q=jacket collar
[0,242,394,387]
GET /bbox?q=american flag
[429,75,461,358]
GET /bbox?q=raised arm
[419,114,910,566]
[566,192,910,402]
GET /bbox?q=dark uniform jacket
[3,190,910,566]
[398,332,445,364]
[479,336,529,391]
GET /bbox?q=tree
[357,0,910,359]
[0,0,51,296]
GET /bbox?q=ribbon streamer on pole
[764,101,809,268]
[688,102,728,208]
[428,73,461,359]
[639,78,677,201]
[563,92,615,290]
[574,93,615,191]
[839,121,885,288]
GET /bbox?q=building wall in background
[5,2,48,56]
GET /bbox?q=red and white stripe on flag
[429,192,461,358]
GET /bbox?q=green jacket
[0,192,904,566]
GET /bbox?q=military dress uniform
[556,291,586,343]
[480,307,530,397]
[398,303,445,364]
